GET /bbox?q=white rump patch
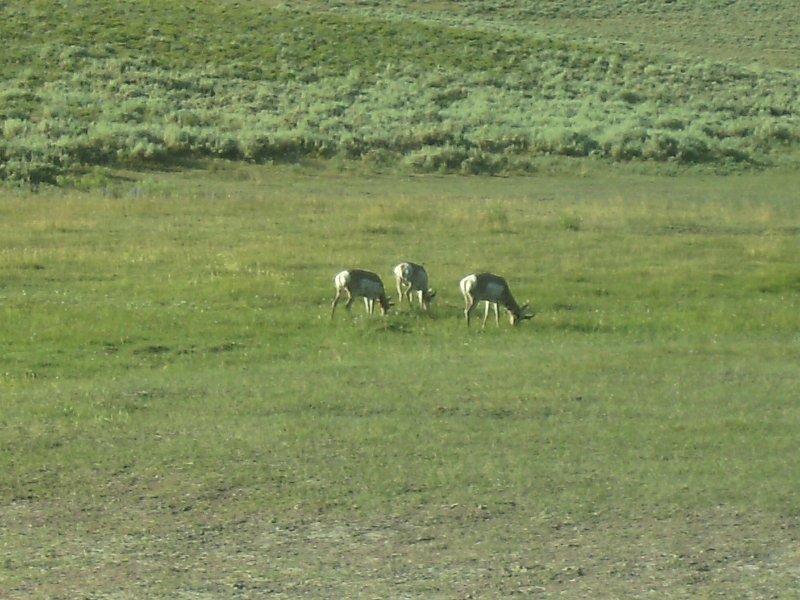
[461,274,478,293]
[334,271,351,290]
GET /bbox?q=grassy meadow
[2,0,800,597]
[2,165,800,597]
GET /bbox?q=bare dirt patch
[3,493,798,598]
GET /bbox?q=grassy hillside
[358,0,800,69]
[2,166,800,596]
[1,0,799,184]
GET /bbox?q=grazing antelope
[460,272,534,328]
[331,269,393,318]
[392,262,436,310]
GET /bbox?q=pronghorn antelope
[331,269,393,318]
[459,272,534,328]
[392,262,436,310]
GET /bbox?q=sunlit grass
[2,166,800,596]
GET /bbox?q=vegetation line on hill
[1,0,799,185]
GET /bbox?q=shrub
[404,145,469,173]
[642,131,680,161]
[675,134,713,164]
[3,118,31,140]
[0,148,63,185]
[537,128,599,157]
[597,124,647,161]
[459,150,508,175]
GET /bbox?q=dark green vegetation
[2,167,800,596]
[1,0,799,184]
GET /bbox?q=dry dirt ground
[3,491,799,598]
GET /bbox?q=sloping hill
[1,0,798,183]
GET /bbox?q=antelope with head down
[459,272,534,328]
[331,269,393,318]
[392,262,436,310]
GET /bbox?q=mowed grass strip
[1,166,799,596]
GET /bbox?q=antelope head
[509,302,535,325]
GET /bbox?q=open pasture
[2,166,799,597]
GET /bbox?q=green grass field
[2,165,800,596]
[3,0,800,596]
